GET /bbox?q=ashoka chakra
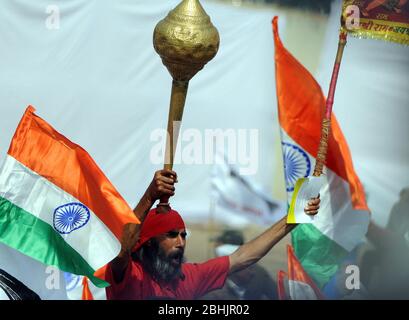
[64,272,82,292]
[53,202,90,234]
[282,142,311,192]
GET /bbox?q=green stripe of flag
[0,196,109,288]
[292,224,348,288]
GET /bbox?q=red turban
[132,208,185,252]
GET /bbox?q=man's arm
[110,169,177,283]
[228,197,320,274]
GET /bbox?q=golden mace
[153,0,219,212]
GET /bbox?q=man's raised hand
[146,169,178,203]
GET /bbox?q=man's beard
[136,239,185,283]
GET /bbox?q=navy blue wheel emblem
[282,142,311,192]
[64,272,82,292]
[53,202,90,234]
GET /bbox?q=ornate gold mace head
[153,0,220,81]
[153,0,219,212]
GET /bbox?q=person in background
[360,186,409,299]
[202,229,278,300]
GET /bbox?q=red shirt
[106,256,230,300]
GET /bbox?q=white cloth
[214,244,240,257]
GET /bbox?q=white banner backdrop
[1,0,406,230]
[0,1,284,224]
[316,1,409,227]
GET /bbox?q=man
[106,170,320,300]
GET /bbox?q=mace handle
[157,80,189,213]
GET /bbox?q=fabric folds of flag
[272,17,370,288]
[82,277,94,300]
[0,106,139,287]
[0,267,41,300]
[277,245,324,300]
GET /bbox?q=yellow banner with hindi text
[342,0,409,45]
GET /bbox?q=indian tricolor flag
[0,106,139,287]
[272,17,370,288]
[277,245,324,300]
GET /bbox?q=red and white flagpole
[313,30,348,177]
